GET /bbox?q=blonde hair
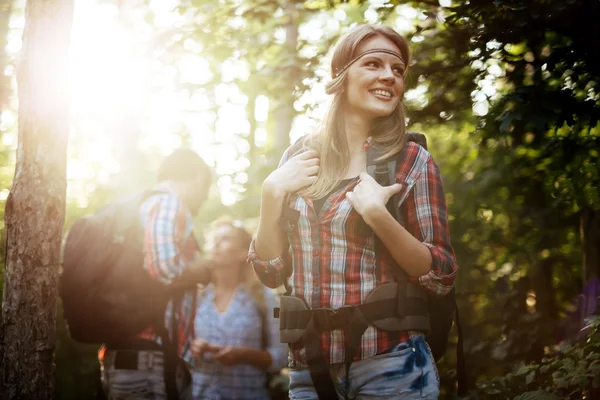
[207,217,266,315]
[299,25,411,200]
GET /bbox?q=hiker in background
[191,218,287,400]
[99,148,213,400]
[248,24,458,399]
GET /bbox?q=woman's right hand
[191,338,219,359]
[263,150,319,198]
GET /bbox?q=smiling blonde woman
[248,25,458,400]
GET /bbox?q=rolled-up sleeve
[264,289,288,372]
[248,240,291,289]
[403,155,458,296]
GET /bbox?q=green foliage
[475,317,600,399]
[0,0,598,398]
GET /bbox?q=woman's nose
[379,65,395,82]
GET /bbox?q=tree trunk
[0,0,13,124]
[273,1,298,156]
[0,0,73,398]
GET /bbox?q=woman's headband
[333,48,405,79]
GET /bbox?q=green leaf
[526,370,536,385]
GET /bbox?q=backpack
[59,190,195,346]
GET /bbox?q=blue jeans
[288,335,440,399]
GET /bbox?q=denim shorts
[288,335,440,399]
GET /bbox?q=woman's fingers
[293,150,318,160]
[301,157,320,167]
[305,165,320,176]
[345,191,355,204]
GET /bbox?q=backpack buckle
[374,164,391,186]
[313,306,354,332]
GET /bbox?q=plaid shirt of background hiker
[248,141,458,365]
[137,184,198,365]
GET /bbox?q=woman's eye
[366,61,378,67]
[393,68,404,75]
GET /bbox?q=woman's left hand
[213,346,244,366]
[346,172,402,219]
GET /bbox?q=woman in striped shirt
[249,24,458,399]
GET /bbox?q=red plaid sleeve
[403,154,458,296]
[247,240,292,288]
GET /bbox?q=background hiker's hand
[213,346,244,366]
[191,338,220,359]
[346,172,402,218]
[263,150,319,197]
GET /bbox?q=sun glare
[12,0,339,207]
[66,0,249,206]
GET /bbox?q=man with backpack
[60,148,213,400]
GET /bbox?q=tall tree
[0,0,73,398]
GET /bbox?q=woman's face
[344,35,406,121]
[208,224,248,267]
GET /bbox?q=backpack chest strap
[280,299,396,332]
[276,285,428,400]
[276,282,429,344]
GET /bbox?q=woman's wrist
[262,179,287,201]
[362,203,390,227]
[237,347,272,370]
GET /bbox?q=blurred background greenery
[0,0,599,398]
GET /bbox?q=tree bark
[0,0,73,398]
[273,0,298,156]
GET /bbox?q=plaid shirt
[248,141,458,365]
[137,184,198,364]
[192,286,288,399]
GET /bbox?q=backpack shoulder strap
[365,132,428,185]
[407,132,428,150]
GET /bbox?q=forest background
[0,0,599,399]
